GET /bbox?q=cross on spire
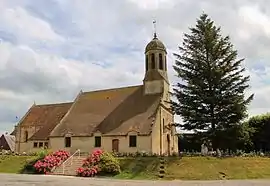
[153,20,157,38]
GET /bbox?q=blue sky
[0,0,270,134]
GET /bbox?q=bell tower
[143,26,170,105]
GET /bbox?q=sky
[0,0,270,135]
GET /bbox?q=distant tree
[244,113,270,151]
[171,13,254,150]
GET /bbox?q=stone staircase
[51,150,88,176]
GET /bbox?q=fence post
[159,156,165,178]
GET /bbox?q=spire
[153,20,157,38]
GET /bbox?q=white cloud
[239,5,270,37]
[0,38,146,133]
[0,6,64,43]
[2,0,270,134]
[128,0,177,9]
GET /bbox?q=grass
[1,155,270,180]
[0,155,37,173]
[114,157,160,180]
[166,156,270,180]
[115,156,270,180]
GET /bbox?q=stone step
[52,155,88,176]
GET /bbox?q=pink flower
[34,150,70,174]
[76,149,104,177]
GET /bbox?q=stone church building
[13,33,178,155]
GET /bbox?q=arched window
[165,57,167,71]
[159,53,163,70]
[162,118,165,130]
[151,53,155,69]
[24,131,28,142]
[145,55,148,71]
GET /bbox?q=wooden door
[112,139,119,152]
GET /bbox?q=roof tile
[18,102,72,140]
[50,85,161,137]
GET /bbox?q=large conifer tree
[171,13,254,149]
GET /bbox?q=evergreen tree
[171,13,254,149]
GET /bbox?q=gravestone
[201,143,208,156]
[217,148,221,157]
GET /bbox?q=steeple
[143,22,169,99]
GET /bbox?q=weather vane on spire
[153,20,157,38]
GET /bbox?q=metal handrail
[62,149,81,174]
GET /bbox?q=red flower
[33,150,70,174]
[76,149,104,177]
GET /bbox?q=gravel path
[0,173,270,186]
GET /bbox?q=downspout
[172,114,175,152]
[160,86,165,156]
[160,107,162,155]
[150,116,155,154]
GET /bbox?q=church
[13,33,179,155]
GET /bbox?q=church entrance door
[112,139,119,152]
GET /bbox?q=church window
[151,53,155,69]
[129,135,137,147]
[24,131,28,142]
[159,53,163,70]
[33,142,38,148]
[145,55,149,71]
[163,118,165,131]
[165,57,167,70]
[95,136,101,147]
[65,137,71,148]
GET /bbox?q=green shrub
[37,149,51,159]
[99,152,120,175]
[20,158,39,174]
[20,149,51,174]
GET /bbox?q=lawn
[1,155,270,180]
[116,156,270,180]
[115,157,160,180]
[0,155,37,173]
[166,156,270,180]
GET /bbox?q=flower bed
[33,150,70,174]
[76,149,120,177]
[76,149,102,177]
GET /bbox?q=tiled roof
[1,134,15,151]
[10,129,16,136]
[50,85,162,137]
[18,102,72,140]
[4,135,15,151]
[145,36,167,53]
